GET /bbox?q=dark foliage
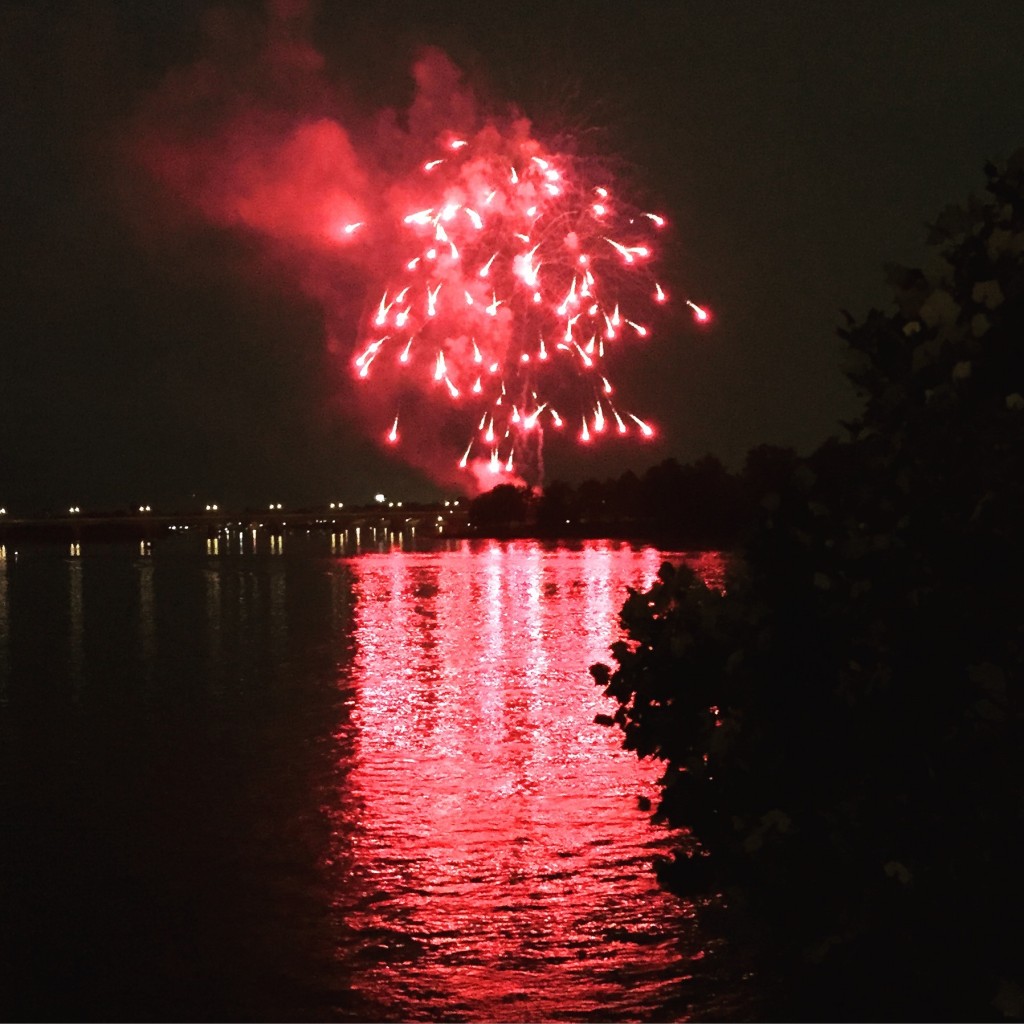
[471,452,789,544]
[593,152,1024,1020]
[466,483,532,528]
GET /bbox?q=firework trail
[354,124,710,488]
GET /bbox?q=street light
[375,493,385,503]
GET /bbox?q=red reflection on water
[327,542,720,1021]
[685,549,728,593]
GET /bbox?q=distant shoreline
[0,513,730,551]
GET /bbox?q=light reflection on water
[0,545,8,704]
[68,552,84,695]
[0,535,727,1022]
[327,540,720,1022]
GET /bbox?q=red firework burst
[353,124,709,483]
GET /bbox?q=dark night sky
[1,0,1022,511]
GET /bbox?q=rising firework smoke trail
[353,124,709,488]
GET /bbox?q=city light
[0,495,472,533]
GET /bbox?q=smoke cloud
[128,4,512,491]
[128,2,670,496]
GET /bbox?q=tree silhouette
[534,479,577,533]
[467,484,531,529]
[593,151,1024,1020]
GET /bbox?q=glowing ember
[686,299,711,323]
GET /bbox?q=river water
[0,534,730,1021]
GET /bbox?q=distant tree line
[468,445,803,548]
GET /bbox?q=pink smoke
[127,4,684,496]
[128,3,504,490]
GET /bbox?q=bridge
[0,505,471,544]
